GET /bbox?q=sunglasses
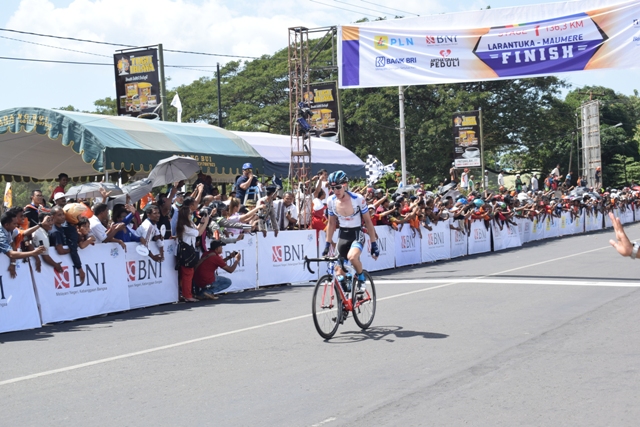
[329,185,344,190]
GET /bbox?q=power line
[0,34,111,57]
[309,0,379,17]
[333,0,391,16]
[360,0,419,16]
[0,27,258,59]
[0,55,236,69]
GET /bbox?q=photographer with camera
[193,240,241,300]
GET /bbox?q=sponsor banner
[453,111,481,168]
[517,218,533,244]
[604,209,615,228]
[339,1,640,88]
[32,244,130,324]
[305,82,340,142]
[125,241,178,309]
[0,256,41,334]
[574,212,585,234]
[492,222,522,251]
[216,235,259,293]
[362,226,395,272]
[114,48,160,117]
[620,206,634,224]
[421,221,451,262]
[450,226,468,258]
[529,218,543,241]
[543,216,560,239]
[468,220,491,255]
[585,211,603,232]
[257,230,317,286]
[559,212,574,236]
[394,225,421,267]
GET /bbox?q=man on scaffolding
[322,170,379,294]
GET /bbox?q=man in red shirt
[49,173,69,204]
[193,240,241,300]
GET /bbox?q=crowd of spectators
[0,162,635,305]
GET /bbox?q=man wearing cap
[53,192,67,207]
[253,185,279,238]
[193,240,241,300]
[235,163,258,204]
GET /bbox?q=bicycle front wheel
[353,271,376,330]
[312,275,343,340]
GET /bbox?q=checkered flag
[365,155,396,185]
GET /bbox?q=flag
[365,155,396,185]
[170,93,183,123]
[3,182,12,208]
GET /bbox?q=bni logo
[272,246,283,263]
[54,266,70,289]
[126,261,136,282]
[375,56,386,67]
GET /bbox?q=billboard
[453,111,480,168]
[338,0,640,88]
[114,48,160,117]
[304,81,340,142]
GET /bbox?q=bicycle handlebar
[303,256,346,275]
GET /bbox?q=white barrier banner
[32,244,130,324]
[517,218,533,244]
[257,230,317,286]
[450,226,468,258]
[585,211,603,232]
[543,216,560,240]
[491,222,522,252]
[125,241,178,309]
[468,220,491,255]
[604,209,615,228]
[559,212,574,236]
[530,218,544,241]
[421,221,451,262]
[635,205,640,222]
[620,206,634,224]
[362,226,395,272]
[394,225,421,267]
[217,234,258,292]
[574,212,585,234]
[0,257,41,334]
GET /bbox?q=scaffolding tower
[580,100,601,187]
[288,27,311,189]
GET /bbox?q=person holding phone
[193,240,241,300]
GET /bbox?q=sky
[0,0,638,113]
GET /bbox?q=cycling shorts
[337,227,365,259]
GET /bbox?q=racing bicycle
[304,256,376,340]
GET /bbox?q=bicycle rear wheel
[312,275,343,340]
[353,271,376,330]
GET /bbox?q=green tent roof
[0,107,264,181]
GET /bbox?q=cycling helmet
[458,198,468,205]
[474,199,484,207]
[328,170,348,185]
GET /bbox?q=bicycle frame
[304,256,371,312]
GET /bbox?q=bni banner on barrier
[491,222,522,251]
[394,225,421,267]
[339,0,640,88]
[216,234,259,293]
[362,226,395,272]
[32,244,129,324]
[450,226,468,259]
[421,221,451,263]
[125,241,178,309]
[0,256,41,334]
[468,220,491,255]
[257,230,317,286]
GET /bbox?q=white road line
[311,417,337,426]
[0,240,632,387]
[376,278,640,287]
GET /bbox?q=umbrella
[569,187,587,197]
[438,182,457,195]
[64,182,123,199]
[148,155,200,187]
[107,178,154,209]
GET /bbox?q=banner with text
[257,230,317,286]
[394,225,421,267]
[421,221,452,262]
[468,220,491,255]
[125,241,178,309]
[32,244,130,324]
[543,216,561,240]
[0,257,41,334]
[491,222,522,252]
[339,1,640,88]
[306,81,340,142]
[114,48,160,117]
[450,226,468,259]
[216,235,259,292]
[453,111,481,168]
[362,226,396,272]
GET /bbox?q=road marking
[311,417,337,426]
[376,278,640,287]
[0,240,633,387]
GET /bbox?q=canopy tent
[231,131,365,178]
[0,107,264,181]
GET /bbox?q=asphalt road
[2,224,640,427]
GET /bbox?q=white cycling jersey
[326,191,369,228]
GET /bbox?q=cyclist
[322,170,379,293]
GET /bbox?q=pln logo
[374,35,414,50]
[126,261,136,282]
[54,266,70,289]
[272,246,283,263]
[374,35,389,50]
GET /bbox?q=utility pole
[217,63,223,128]
[158,44,168,121]
[399,86,407,187]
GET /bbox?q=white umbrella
[107,178,154,209]
[64,182,123,199]
[148,155,200,187]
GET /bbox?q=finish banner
[114,48,160,117]
[339,0,640,88]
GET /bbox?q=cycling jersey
[326,192,368,228]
